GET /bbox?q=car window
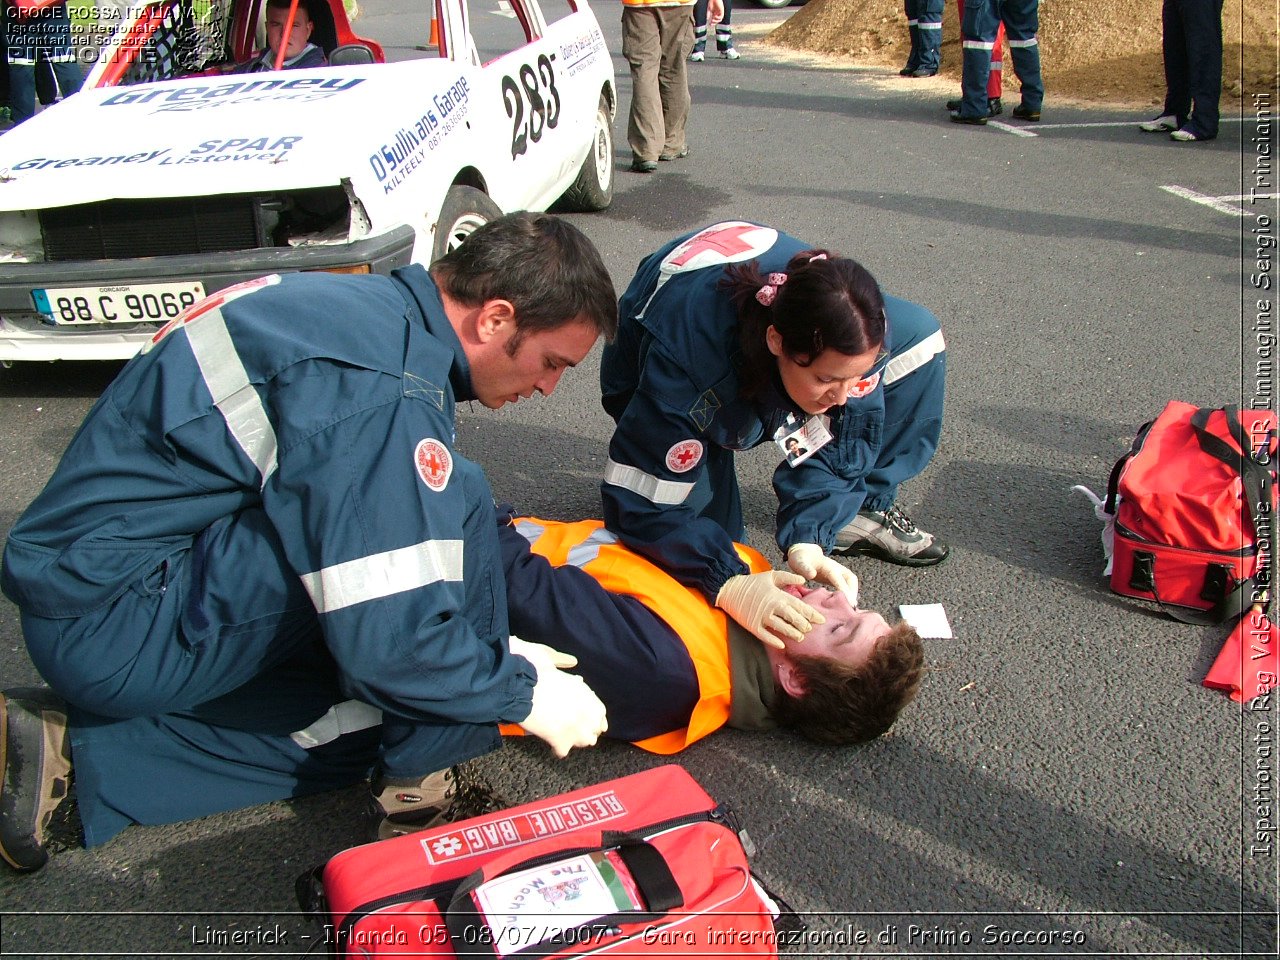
[538,0,581,24]
[466,0,535,62]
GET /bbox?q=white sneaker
[688,49,705,63]
[1170,127,1204,142]
[833,505,949,567]
[1138,114,1177,133]
[720,47,740,60]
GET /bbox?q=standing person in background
[946,0,1004,117]
[898,1,943,78]
[1138,0,1223,142]
[622,0,722,173]
[2,0,83,126]
[689,0,738,62]
[951,0,1042,125]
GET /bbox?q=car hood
[0,61,471,211]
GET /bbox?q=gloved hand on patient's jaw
[714,569,824,650]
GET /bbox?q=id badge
[774,414,832,467]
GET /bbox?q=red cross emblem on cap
[665,439,704,473]
[415,438,452,492]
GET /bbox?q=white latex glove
[508,635,577,671]
[715,570,823,650]
[521,664,608,758]
[787,544,860,606]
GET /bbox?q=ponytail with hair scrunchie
[755,272,788,307]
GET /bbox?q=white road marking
[989,116,1246,138]
[1161,185,1278,217]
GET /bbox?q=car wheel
[753,0,794,7]
[432,185,503,262]
[555,95,614,212]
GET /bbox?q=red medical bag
[1105,403,1275,622]
[299,765,785,958]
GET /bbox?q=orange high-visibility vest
[514,517,770,754]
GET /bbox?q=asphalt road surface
[1,1,1276,956]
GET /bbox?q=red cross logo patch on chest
[415,438,453,492]
[665,439,704,473]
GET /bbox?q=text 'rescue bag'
[1105,402,1276,621]
[298,765,786,958]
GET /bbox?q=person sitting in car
[235,0,328,73]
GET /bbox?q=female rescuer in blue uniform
[601,221,947,648]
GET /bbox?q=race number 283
[502,53,561,160]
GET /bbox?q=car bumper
[0,225,416,363]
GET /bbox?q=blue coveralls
[599,221,946,602]
[1158,0,1224,141]
[959,0,1043,119]
[1,268,535,846]
[903,0,944,74]
[3,2,84,124]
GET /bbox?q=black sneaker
[834,505,949,567]
[1012,103,1040,122]
[1,688,73,872]
[630,158,658,173]
[946,97,1001,116]
[367,766,457,841]
[949,112,987,126]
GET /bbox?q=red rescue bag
[1105,402,1275,622]
[298,765,789,958]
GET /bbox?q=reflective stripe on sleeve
[883,329,946,385]
[604,458,696,506]
[185,307,279,487]
[300,539,464,613]
[290,699,383,749]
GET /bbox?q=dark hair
[721,250,886,399]
[772,620,924,745]
[431,212,618,349]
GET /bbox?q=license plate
[33,281,206,325]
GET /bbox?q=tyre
[753,0,795,7]
[555,95,614,212]
[431,185,503,262]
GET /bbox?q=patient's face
[267,6,313,59]
[784,584,890,667]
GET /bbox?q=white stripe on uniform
[604,458,696,506]
[185,308,279,487]
[301,539,464,613]
[884,329,946,385]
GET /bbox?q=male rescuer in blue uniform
[0,212,617,873]
[601,222,946,651]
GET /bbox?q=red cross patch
[661,222,779,274]
[665,439,704,473]
[144,274,280,353]
[415,438,453,492]
[850,371,881,398]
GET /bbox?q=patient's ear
[776,659,806,698]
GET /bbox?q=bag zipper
[1114,519,1253,559]
[335,804,734,945]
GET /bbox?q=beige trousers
[622,5,695,162]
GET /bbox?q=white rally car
[0,0,616,362]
